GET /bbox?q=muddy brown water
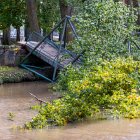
[0,81,140,140]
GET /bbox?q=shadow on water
[0,81,140,140]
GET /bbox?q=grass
[0,66,37,84]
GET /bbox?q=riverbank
[0,66,37,84]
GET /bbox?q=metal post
[128,40,131,54]
[63,18,68,48]
[67,18,78,39]
[131,40,140,50]
[52,18,68,81]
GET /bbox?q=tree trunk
[124,0,140,25]
[24,20,30,41]
[124,0,131,5]
[25,0,40,33]
[59,0,74,43]
[132,0,139,7]
[59,0,73,19]
[2,27,10,45]
[132,0,140,25]
[16,27,20,41]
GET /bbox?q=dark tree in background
[2,28,10,45]
[59,0,73,18]
[59,0,74,43]
[25,0,40,33]
[124,0,140,25]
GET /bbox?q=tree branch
[29,92,46,104]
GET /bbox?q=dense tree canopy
[0,0,25,29]
[0,0,139,38]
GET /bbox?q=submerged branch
[29,92,47,104]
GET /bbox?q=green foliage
[38,0,60,33]
[25,58,140,129]
[25,97,99,129]
[8,112,15,121]
[0,0,25,29]
[70,0,138,63]
[58,57,140,118]
[108,93,140,119]
[24,0,140,129]
[0,66,37,84]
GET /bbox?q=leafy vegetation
[23,0,140,129]
[70,0,140,62]
[38,0,60,34]
[0,0,25,29]
[8,112,15,121]
[0,66,37,84]
[25,57,140,129]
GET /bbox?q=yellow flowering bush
[25,57,140,129]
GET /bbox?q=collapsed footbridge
[19,16,85,82]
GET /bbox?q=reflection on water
[0,82,140,140]
[10,119,140,140]
[0,81,53,98]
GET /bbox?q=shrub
[25,0,140,129]
[70,0,139,63]
[25,57,140,129]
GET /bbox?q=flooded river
[0,81,140,140]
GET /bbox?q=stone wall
[0,45,27,66]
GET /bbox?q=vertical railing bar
[67,18,78,39]
[128,40,131,54]
[52,17,68,81]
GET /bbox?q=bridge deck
[25,41,77,69]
